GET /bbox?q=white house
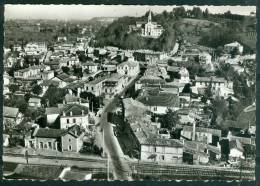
[181,124,222,144]
[131,10,164,38]
[224,41,243,54]
[28,97,41,108]
[81,62,99,73]
[130,121,183,164]
[24,42,47,55]
[83,76,107,96]
[117,58,140,77]
[61,125,84,152]
[179,67,190,84]
[3,106,23,127]
[194,76,234,98]
[60,104,89,129]
[229,139,245,161]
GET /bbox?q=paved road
[96,76,140,180]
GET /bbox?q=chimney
[70,111,73,116]
[81,110,84,116]
[79,98,82,104]
[63,111,66,116]
[192,122,196,141]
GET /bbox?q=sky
[5,5,256,20]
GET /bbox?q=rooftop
[3,106,19,118]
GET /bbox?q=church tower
[148,10,152,23]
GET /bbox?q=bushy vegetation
[93,11,177,52]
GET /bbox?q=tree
[182,83,192,94]
[42,85,67,107]
[9,84,19,93]
[160,109,179,130]
[61,66,70,74]
[32,84,43,95]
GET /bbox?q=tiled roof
[33,127,67,138]
[3,106,19,118]
[45,107,61,115]
[40,80,59,87]
[29,97,41,103]
[182,125,222,137]
[137,91,179,107]
[118,60,139,67]
[61,104,88,116]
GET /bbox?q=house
[28,97,41,108]
[194,76,234,98]
[130,117,183,163]
[199,52,214,71]
[102,63,117,72]
[45,107,61,125]
[180,124,222,144]
[13,44,22,52]
[40,80,59,95]
[61,125,84,152]
[24,42,47,55]
[3,134,10,147]
[129,10,164,39]
[224,41,243,54]
[60,104,89,129]
[102,74,129,99]
[179,67,190,84]
[64,94,89,108]
[25,127,67,150]
[137,89,180,114]
[41,70,55,80]
[81,62,99,73]
[59,57,80,68]
[133,50,167,65]
[3,106,23,127]
[57,36,67,42]
[229,139,244,161]
[51,73,74,88]
[3,72,11,95]
[14,65,50,80]
[117,58,140,77]
[83,76,107,96]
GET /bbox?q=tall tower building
[148,10,152,23]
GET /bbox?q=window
[154,107,157,111]
[69,138,71,142]
[40,142,43,149]
[91,87,94,91]
[73,118,76,123]
[48,142,52,149]
[67,119,69,124]
[69,145,72,151]
[161,155,165,161]
[153,146,157,152]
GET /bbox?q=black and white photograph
[2,4,256,181]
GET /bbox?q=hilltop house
[117,58,140,77]
[129,10,164,39]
